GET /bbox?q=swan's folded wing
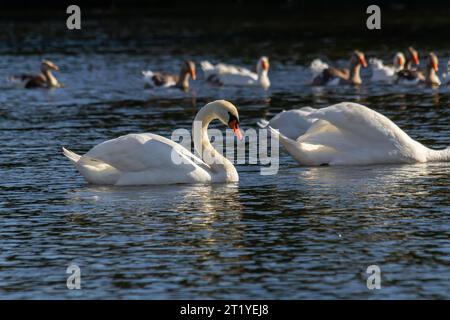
[260,108,318,140]
[294,119,393,165]
[310,102,414,145]
[297,103,426,164]
[85,133,209,173]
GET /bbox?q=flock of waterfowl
[8,47,449,90]
[8,47,450,185]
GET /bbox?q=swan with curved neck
[262,102,450,166]
[62,100,242,185]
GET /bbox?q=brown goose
[395,47,424,84]
[142,60,196,91]
[10,60,61,88]
[423,52,441,86]
[396,52,440,86]
[312,50,368,86]
[404,46,420,70]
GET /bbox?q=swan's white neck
[193,104,238,182]
[426,147,450,162]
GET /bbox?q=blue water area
[0,15,449,299]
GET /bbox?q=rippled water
[1,15,450,299]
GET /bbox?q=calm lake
[0,11,449,299]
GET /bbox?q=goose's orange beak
[432,61,438,72]
[261,59,269,71]
[398,56,404,66]
[360,57,368,68]
[228,118,243,141]
[413,53,420,65]
[190,68,197,80]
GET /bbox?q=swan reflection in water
[292,162,450,213]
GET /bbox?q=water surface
[0,16,449,299]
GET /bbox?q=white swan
[201,56,270,89]
[370,52,405,83]
[261,102,450,166]
[62,100,243,185]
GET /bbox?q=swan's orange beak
[413,53,420,66]
[228,118,243,141]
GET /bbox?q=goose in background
[9,60,62,88]
[404,46,420,70]
[396,52,440,86]
[261,102,450,166]
[142,60,196,91]
[62,100,242,185]
[201,56,270,89]
[423,52,441,86]
[370,52,405,83]
[311,50,368,86]
[395,47,423,85]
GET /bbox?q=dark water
[0,15,450,299]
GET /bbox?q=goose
[404,46,420,70]
[369,52,405,83]
[9,60,62,88]
[201,56,270,89]
[312,50,368,86]
[142,60,196,91]
[62,100,243,185]
[423,52,441,86]
[261,102,450,166]
[396,52,440,86]
[395,47,423,85]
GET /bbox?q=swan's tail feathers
[62,147,81,163]
[200,61,214,71]
[63,150,121,185]
[257,119,270,128]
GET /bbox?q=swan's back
[72,133,212,185]
[263,107,317,140]
[288,103,429,165]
